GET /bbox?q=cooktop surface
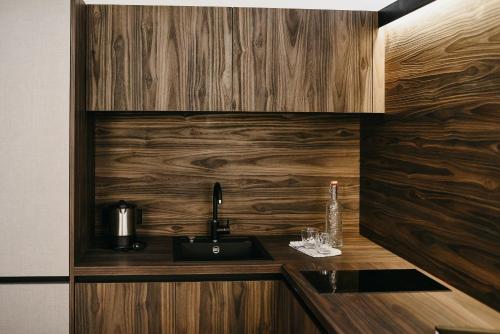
[301,269,449,294]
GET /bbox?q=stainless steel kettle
[108,200,143,250]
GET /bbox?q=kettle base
[112,236,138,251]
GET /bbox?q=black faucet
[210,182,230,242]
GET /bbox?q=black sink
[173,236,273,261]
[302,269,450,294]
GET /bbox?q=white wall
[0,0,69,276]
[0,284,69,334]
[83,0,396,11]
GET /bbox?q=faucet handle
[217,220,230,234]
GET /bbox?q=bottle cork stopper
[330,180,338,185]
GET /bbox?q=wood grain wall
[72,0,94,266]
[361,0,500,310]
[95,113,359,236]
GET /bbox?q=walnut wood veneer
[75,280,320,334]
[87,6,232,111]
[233,8,376,112]
[94,113,360,237]
[361,0,500,310]
[87,6,377,113]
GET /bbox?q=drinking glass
[301,227,319,249]
[329,270,338,293]
[316,232,331,254]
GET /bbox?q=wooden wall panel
[94,114,359,236]
[87,5,232,111]
[175,281,276,334]
[233,9,375,112]
[372,16,385,113]
[71,1,93,333]
[361,0,500,310]
[72,0,94,267]
[75,282,175,334]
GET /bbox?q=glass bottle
[325,181,343,248]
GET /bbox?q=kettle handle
[137,208,143,225]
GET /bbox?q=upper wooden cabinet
[87,6,376,112]
[87,6,232,111]
[233,8,375,112]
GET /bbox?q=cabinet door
[175,280,277,334]
[0,284,69,334]
[276,282,322,334]
[75,282,175,334]
[0,0,69,276]
[87,6,232,111]
[233,8,375,112]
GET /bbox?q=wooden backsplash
[94,114,359,236]
[361,0,500,310]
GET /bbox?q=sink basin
[173,236,273,261]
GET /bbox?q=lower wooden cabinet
[276,282,322,334]
[75,282,175,333]
[175,280,276,333]
[75,280,321,334]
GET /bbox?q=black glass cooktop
[301,269,449,294]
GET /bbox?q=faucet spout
[210,182,229,242]
[212,182,222,221]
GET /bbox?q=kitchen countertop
[283,264,500,333]
[74,234,500,333]
[74,234,408,276]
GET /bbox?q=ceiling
[82,0,398,11]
